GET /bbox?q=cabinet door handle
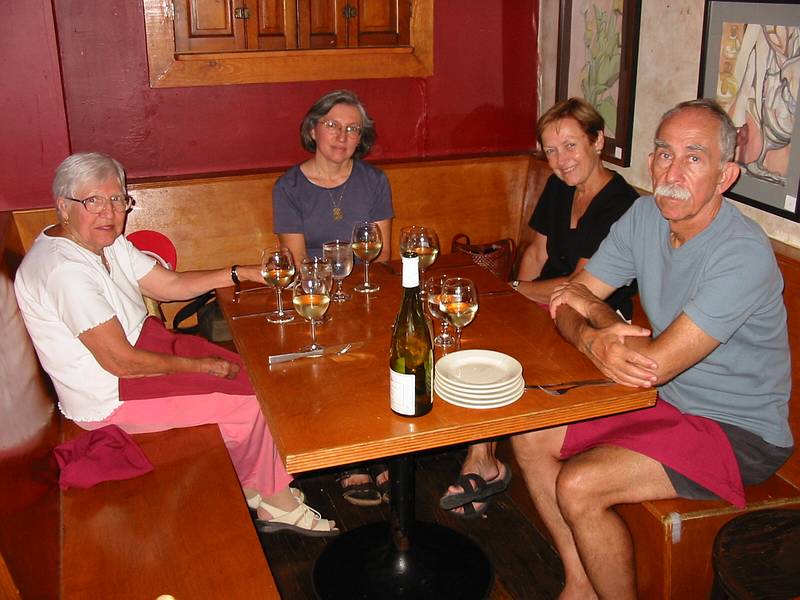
[234,7,250,19]
[342,4,358,18]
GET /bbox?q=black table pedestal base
[312,521,493,600]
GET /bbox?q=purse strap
[172,291,215,333]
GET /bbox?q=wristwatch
[230,264,240,286]
[511,280,521,290]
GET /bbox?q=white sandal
[246,487,304,510]
[255,500,339,537]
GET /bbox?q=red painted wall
[0,2,70,211]
[4,1,538,211]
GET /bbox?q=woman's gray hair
[657,99,737,163]
[52,152,126,205]
[299,89,376,159]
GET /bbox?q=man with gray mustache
[512,98,793,600]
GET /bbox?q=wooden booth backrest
[8,154,547,326]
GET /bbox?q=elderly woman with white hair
[14,152,337,537]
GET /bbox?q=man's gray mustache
[655,183,691,200]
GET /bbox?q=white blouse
[14,228,156,421]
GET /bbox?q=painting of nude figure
[701,1,800,220]
[716,22,799,186]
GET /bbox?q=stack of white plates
[435,349,525,409]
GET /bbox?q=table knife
[268,342,362,365]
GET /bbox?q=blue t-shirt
[586,197,792,447]
[272,160,394,258]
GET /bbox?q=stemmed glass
[351,221,383,293]
[301,256,333,323]
[439,277,479,351]
[399,226,439,278]
[322,240,353,302]
[260,246,296,324]
[292,267,332,351]
[423,275,455,348]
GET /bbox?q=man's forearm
[554,304,595,355]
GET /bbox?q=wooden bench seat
[61,422,279,599]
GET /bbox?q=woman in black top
[441,98,639,518]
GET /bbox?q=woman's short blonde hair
[536,98,605,147]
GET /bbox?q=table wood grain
[218,254,656,473]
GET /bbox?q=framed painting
[556,0,641,167]
[699,0,800,220]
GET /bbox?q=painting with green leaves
[556,0,641,167]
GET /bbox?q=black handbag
[172,291,232,343]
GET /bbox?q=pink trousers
[79,392,293,498]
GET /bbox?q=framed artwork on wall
[555,0,641,167]
[699,0,800,220]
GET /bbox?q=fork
[527,378,614,396]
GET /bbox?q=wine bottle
[389,252,434,416]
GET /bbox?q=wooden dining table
[217,252,656,599]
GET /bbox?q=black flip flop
[368,462,390,503]
[439,463,512,511]
[337,468,382,506]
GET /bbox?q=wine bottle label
[389,369,417,415]
[401,254,420,288]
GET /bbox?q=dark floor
[255,446,564,600]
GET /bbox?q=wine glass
[351,221,383,293]
[322,240,354,302]
[399,225,439,278]
[300,256,333,323]
[292,267,332,351]
[423,275,455,348]
[439,277,478,351]
[260,246,296,324]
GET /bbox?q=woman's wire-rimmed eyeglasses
[319,119,362,138]
[65,194,134,214]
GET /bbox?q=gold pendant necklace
[327,180,349,221]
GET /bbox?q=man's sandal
[368,463,391,504]
[336,468,382,506]
[255,500,339,537]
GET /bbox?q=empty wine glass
[439,277,478,351]
[300,256,333,323]
[260,246,296,324]
[423,274,455,348]
[292,267,332,351]
[351,221,383,293]
[399,225,439,278]
[322,240,354,302]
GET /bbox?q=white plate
[436,379,525,409]
[435,375,523,398]
[435,350,523,389]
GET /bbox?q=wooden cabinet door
[355,0,409,47]
[253,0,299,50]
[173,0,247,52]
[298,0,348,49]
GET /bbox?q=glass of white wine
[399,225,439,278]
[322,240,354,302]
[300,256,333,323]
[423,274,455,348]
[439,277,478,351]
[351,221,383,293]
[260,246,296,324]
[292,267,331,351]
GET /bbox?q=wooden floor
[256,446,564,599]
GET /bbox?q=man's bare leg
[556,445,677,599]
[512,427,597,600]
